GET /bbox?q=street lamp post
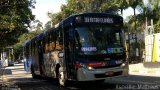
[132,0,139,62]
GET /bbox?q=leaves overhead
[45,0,160,34]
[0,0,35,48]
[47,0,141,26]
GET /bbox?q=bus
[23,13,128,86]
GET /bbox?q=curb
[129,70,160,77]
[129,63,160,77]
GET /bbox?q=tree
[126,0,160,33]
[46,0,160,34]
[30,19,43,31]
[44,21,52,30]
[13,29,42,60]
[13,18,43,60]
[0,0,35,48]
[47,0,131,26]
[148,0,160,33]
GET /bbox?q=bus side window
[52,31,56,51]
[35,41,38,55]
[31,42,34,56]
[40,41,43,53]
[49,31,57,51]
[44,35,49,53]
[47,34,50,52]
[42,38,45,53]
[59,31,63,45]
[68,29,74,40]
[33,42,36,55]
[48,34,51,51]
[29,44,31,57]
[55,30,63,50]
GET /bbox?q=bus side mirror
[58,52,64,58]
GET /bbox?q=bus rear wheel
[31,69,36,78]
[31,66,38,79]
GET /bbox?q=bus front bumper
[77,66,128,81]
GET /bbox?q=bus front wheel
[58,67,67,86]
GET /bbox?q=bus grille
[94,71,122,78]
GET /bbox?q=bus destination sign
[84,17,114,24]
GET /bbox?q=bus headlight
[75,63,94,70]
[81,63,94,70]
[87,66,93,70]
[121,62,129,76]
[75,62,104,70]
[120,63,126,67]
[120,62,128,68]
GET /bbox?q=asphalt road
[1,63,115,90]
[16,78,116,90]
[1,63,160,90]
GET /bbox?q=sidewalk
[0,63,31,90]
[0,67,11,83]
[1,63,31,81]
[0,66,14,90]
[129,63,160,77]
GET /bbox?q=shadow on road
[15,77,68,90]
[67,81,115,90]
[143,62,160,68]
[10,68,24,70]
[0,69,12,75]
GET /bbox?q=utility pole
[134,10,139,58]
[145,17,154,36]
[132,0,139,61]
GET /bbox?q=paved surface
[0,63,31,82]
[129,63,160,77]
[0,63,31,90]
[1,63,160,90]
[0,63,115,90]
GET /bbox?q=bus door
[65,28,76,80]
[31,41,41,75]
[38,40,44,75]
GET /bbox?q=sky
[32,0,141,27]
[32,0,66,26]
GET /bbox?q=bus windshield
[75,26,124,55]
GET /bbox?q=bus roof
[59,12,123,27]
[23,39,31,46]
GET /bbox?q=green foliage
[46,0,133,26]
[13,29,42,60]
[154,18,160,33]
[44,21,52,30]
[12,17,43,60]
[45,0,160,34]
[0,0,35,48]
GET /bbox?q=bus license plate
[105,71,114,76]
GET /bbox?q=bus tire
[58,67,68,86]
[31,66,38,79]
[96,79,105,83]
[56,64,60,78]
